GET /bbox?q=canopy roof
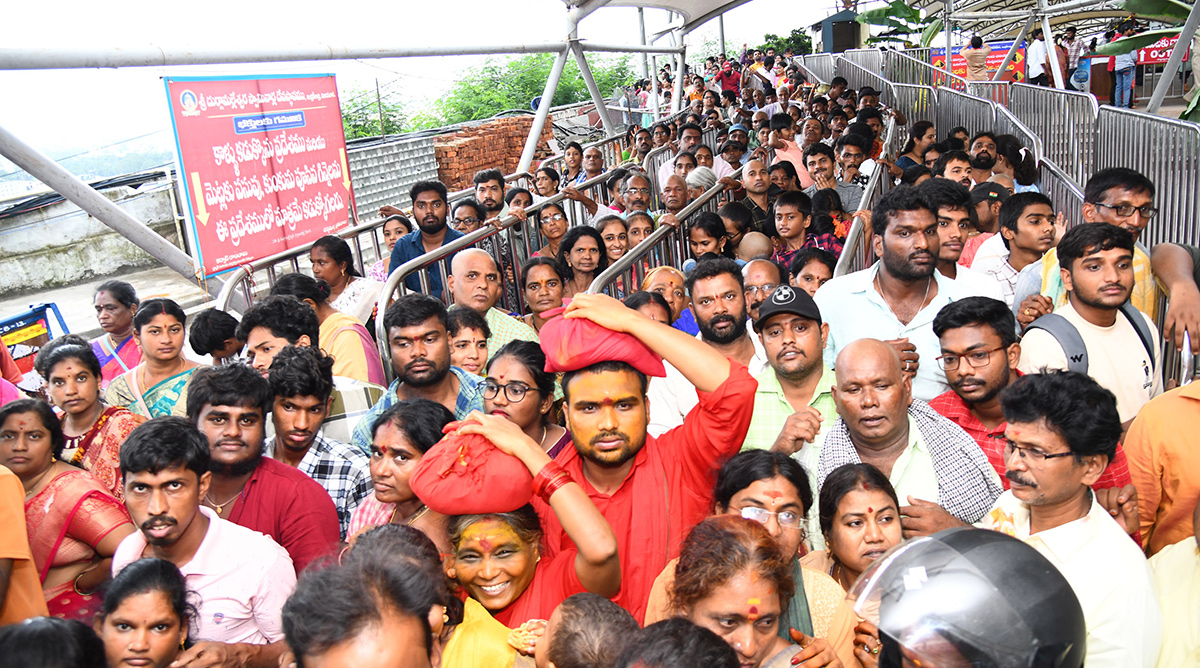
[913,0,1130,40]
[564,0,755,34]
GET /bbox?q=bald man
[799,338,1003,536]
[742,259,786,321]
[736,232,774,262]
[448,248,539,357]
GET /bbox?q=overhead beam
[572,43,618,135]
[518,47,570,174]
[992,15,1036,81]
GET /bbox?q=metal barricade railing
[1039,158,1086,227]
[935,88,996,139]
[214,218,391,313]
[1136,62,1188,102]
[835,57,890,94]
[793,58,828,86]
[881,49,968,91]
[966,81,1010,107]
[803,54,836,84]
[587,166,746,295]
[1008,83,1098,187]
[446,171,534,205]
[643,144,674,200]
[841,48,883,75]
[892,83,937,124]
[993,105,1044,164]
[1095,106,1200,249]
[903,47,933,64]
[834,117,897,277]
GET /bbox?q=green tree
[340,86,408,140]
[759,29,814,56]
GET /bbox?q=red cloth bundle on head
[538,303,666,377]
[409,425,533,514]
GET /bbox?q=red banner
[1139,35,1187,65]
[165,75,353,278]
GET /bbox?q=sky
[0,0,841,163]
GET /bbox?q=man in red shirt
[186,364,340,572]
[928,297,1133,492]
[534,294,757,623]
[714,61,741,94]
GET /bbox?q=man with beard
[929,297,1134,493]
[814,185,981,401]
[473,168,508,219]
[388,180,461,299]
[350,293,486,453]
[632,127,653,162]
[115,417,296,666]
[648,257,767,435]
[968,132,997,185]
[657,123,705,188]
[742,258,786,321]
[236,295,386,447]
[1018,223,1161,426]
[957,182,1009,267]
[533,292,757,623]
[741,284,837,456]
[810,339,1003,534]
[186,364,341,572]
[265,346,371,540]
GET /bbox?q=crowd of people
[0,42,1198,668]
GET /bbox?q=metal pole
[1148,2,1200,112]
[639,8,650,80]
[0,122,220,298]
[719,14,727,58]
[993,16,1036,81]
[518,47,570,174]
[672,44,688,113]
[1041,14,1065,89]
[944,0,954,75]
[571,43,618,135]
[651,54,662,120]
[375,78,385,140]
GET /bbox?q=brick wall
[434,116,555,191]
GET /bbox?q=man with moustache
[186,364,340,572]
[388,180,461,299]
[658,174,689,217]
[968,132,998,185]
[742,258,786,321]
[532,293,757,623]
[473,168,508,219]
[814,186,983,402]
[648,257,767,435]
[350,293,486,453]
[115,417,296,666]
[737,159,774,234]
[447,248,538,358]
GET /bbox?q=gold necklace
[874,272,932,325]
[24,461,57,498]
[142,357,185,390]
[204,488,243,516]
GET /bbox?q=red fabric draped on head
[537,303,666,376]
[410,425,534,514]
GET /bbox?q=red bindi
[478,538,493,551]
[867,507,873,513]
[765,491,782,500]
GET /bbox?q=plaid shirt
[928,382,1134,493]
[324,376,387,450]
[485,307,539,359]
[818,399,1003,523]
[772,233,844,268]
[1066,38,1086,69]
[350,367,486,455]
[984,258,1020,308]
[266,432,371,540]
[741,365,839,452]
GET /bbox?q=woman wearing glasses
[643,450,857,666]
[534,202,570,259]
[483,341,570,458]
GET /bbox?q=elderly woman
[685,166,718,202]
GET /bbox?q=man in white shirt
[648,257,767,435]
[916,178,1005,302]
[1019,223,1161,426]
[978,370,1162,668]
[116,417,296,667]
[984,192,1057,307]
[1027,29,1052,86]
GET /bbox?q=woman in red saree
[90,280,142,390]
[0,399,135,621]
[36,335,145,500]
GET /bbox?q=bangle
[532,461,566,498]
[539,471,574,503]
[73,571,90,596]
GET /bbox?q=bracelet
[73,571,90,596]
[532,461,567,498]
[539,471,574,503]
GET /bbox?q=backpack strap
[1026,313,1088,374]
[1119,302,1156,364]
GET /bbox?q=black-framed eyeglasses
[1093,201,1158,220]
[484,380,534,402]
[1003,440,1076,465]
[935,346,1005,371]
[453,218,480,227]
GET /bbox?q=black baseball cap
[754,284,823,331]
[971,182,1010,205]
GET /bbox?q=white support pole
[1148,1,1200,112]
[518,47,570,174]
[572,43,618,135]
[651,54,662,120]
[944,0,955,76]
[639,8,650,80]
[0,122,219,297]
[672,44,688,113]
[1041,14,1066,89]
[719,14,727,58]
[993,15,1036,82]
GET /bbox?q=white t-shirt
[968,233,1010,274]
[1027,39,1049,78]
[647,331,768,436]
[1017,301,1162,422]
[947,265,1006,302]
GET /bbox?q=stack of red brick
[434,116,555,191]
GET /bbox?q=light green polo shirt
[740,365,839,453]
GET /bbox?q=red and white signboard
[1139,35,1187,65]
[165,75,354,278]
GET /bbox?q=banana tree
[856,0,945,48]
[1093,0,1200,119]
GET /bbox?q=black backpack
[1025,302,1155,374]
